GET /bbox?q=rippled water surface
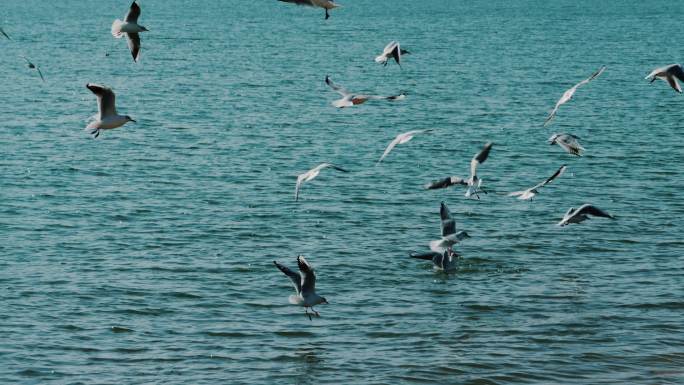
[2,0,684,383]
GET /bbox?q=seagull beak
[129,118,137,123]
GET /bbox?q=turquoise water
[2,0,684,383]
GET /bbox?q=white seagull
[508,165,567,200]
[557,204,615,226]
[429,201,470,253]
[278,0,341,20]
[85,83,136,139]
[273,256,329,320]
[377,129,432,164]
[425,142,493,199]
[645,64,684,93]
[111,1,148,62]
[325,75,405,108]
[544,66,606,126]
[549,133,584,156]
[20,56,45,82]
[295,162,348,201]
[374,41,410,67]
[410,249,459,272]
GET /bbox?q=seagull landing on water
[410,249,460,272]
[428,201,470,253]
[295,162,348,201]
[424,142,493,200]
[544,66,606,127]
[325,76,405,108]
[377,129,432,164]
[111,1,148,62]
[278,0,340,20]
[85,83,136,139]
[549,133,584,156]
[557,204,615,226]
[375,41,410,67]
[508,165,567,201]
[645,64,684,93]
[274,256,329,320]
[20,56,45,82]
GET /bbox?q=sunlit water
[1,0,683,383]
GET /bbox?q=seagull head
[457,231,471,240]
[141,26,149,32]
[320,297,329,305]
[125,115,137,123]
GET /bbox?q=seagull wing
[279,0,316,6]
[378,134,403,163]
[0,27,10,40]
[124,1,142,23]
[36,66,45,82]
[390,44,401,65]
[668,64,684,82]
[297,256,316,295]
[325,76,350,96]
[424,176,465,190]
[294,173,306,201]
[440,202,456,237]
[534,164,567,189]
[383,41,398,54]
[409,251,442,261]
[576,204,614,219]
[274,260,302,294]
[575,65,606,88]
[86,83,117,119]
[666,75,682,93]
[556,136,583,156]
[470,142,493,178]
[126,33,141,62]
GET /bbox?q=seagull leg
[325,9,330,19]
[311,307,320,317]
[305,308,312,321]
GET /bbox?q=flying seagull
[544,66,606,126]
[295,162,348,201]
[325,75,405,108]
[424,142,493,199]
[20,56,45,82]
[85,83,136,139]
[429,201,470,253]
[410,249,459,272]
[557,204,614,226]
[278,0,340,20]
[273,256,329,320]
[111,1,148,62]
[377,129,432,164]
[374,41,410,67]
[549,133,584,156]
[645,64,684,93]
[0,27,10,40]
[508,165,567,200]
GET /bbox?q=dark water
[1,0,683,383]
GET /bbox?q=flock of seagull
[2,1,682,321]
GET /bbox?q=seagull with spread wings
[544,66,606,126]
[645,64,684,93]
[549,133,585,156]
[557,204,615,226]
[425,142,493,199]
[377,129,432,164]
[20,56,45,82]
[295,162,348,201]
[85,83,136,139]
[410,249,460,272]
[428,202,470,253]
[325,75,405,108]
[274,256,329,320]
[374,41,409,67]
[278,0,341,20]
[508,165,567,200]
[111,1,148,62]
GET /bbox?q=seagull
[111,1,148,62]
[273,256,329,320]
[557,204,615,226]
[645,64,684,93]
[429,201,470,253]
[425,142,493,199]
[85,83,136,139]
[377,129,432,164]
[410,249,459,272]
[278,0,340,20]
[508,165,567,200]
[544,66,606,126]
[325,75,405,108]
[374,41,410,67]
[295,162,348,201]
[549,133,584,156]
[0,27,10,40]
[20,56,45,82]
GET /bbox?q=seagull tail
[111,19,124,38]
